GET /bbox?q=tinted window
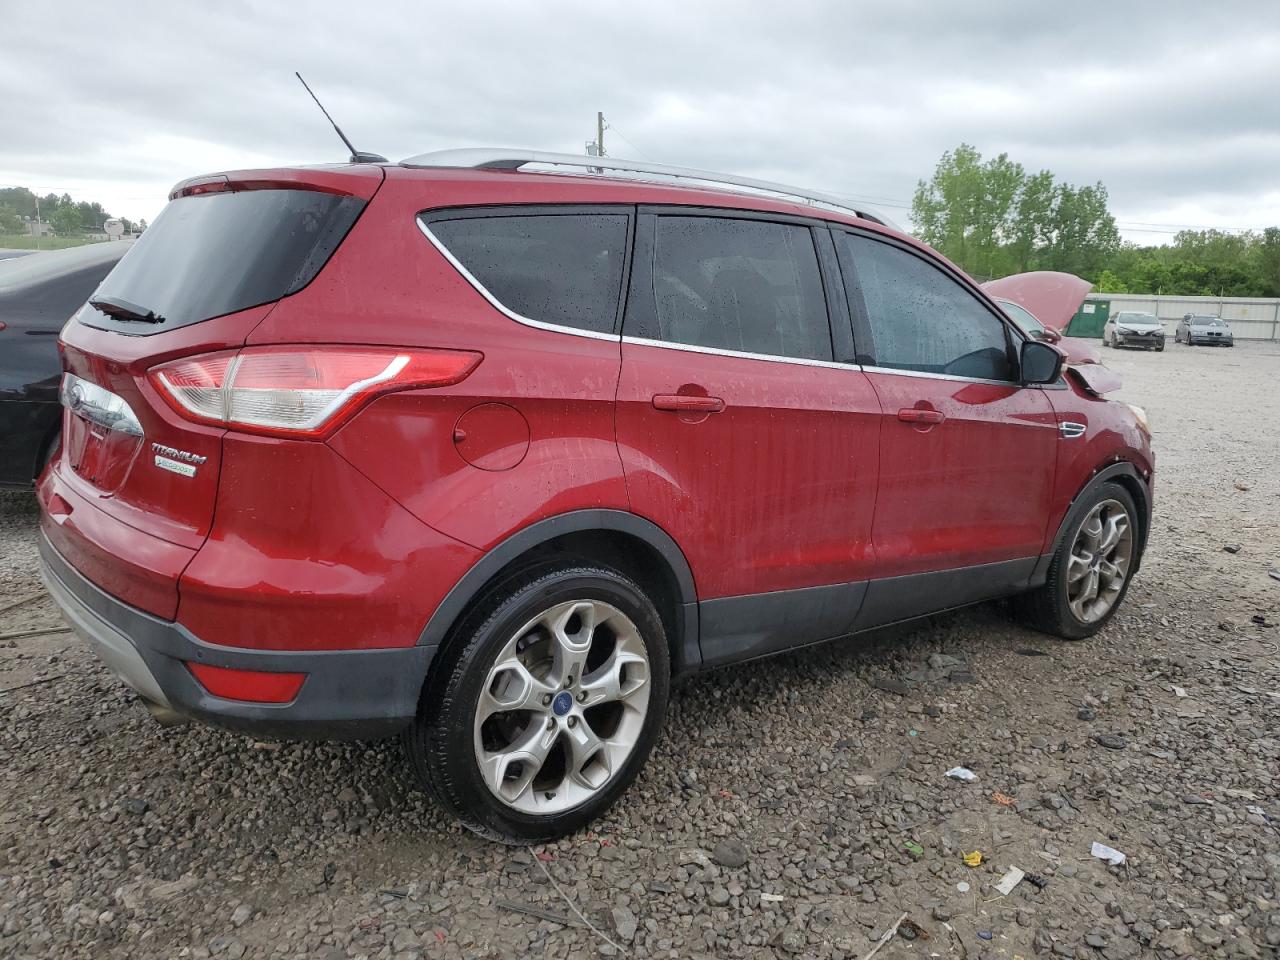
[429,214,628,334]
[84,189,364,334]
[652,217,832,361]
[841,234,1014,380]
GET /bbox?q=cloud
[3,0,1278,241]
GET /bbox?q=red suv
[38,150,1153,842]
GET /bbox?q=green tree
[0,206,22,233]
[50,203,83,236]
[1095,269,1128,293]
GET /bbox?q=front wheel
[1013,482,1141,640]
[404,565,670,843]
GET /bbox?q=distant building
[24,217,53,237]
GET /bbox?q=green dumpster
[1067,298,1109,339]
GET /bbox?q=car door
[832,229,1058,629]
[615,210,882,666]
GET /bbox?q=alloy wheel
[472,599,651,814]
[1066,499,1134,623]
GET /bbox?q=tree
[913,145,1119,283]
[1096,270,1128,293]
[50,204,82,236]
[0,206,22,234]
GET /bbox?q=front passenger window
[839,233,1014,381]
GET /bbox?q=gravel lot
[2,341,1278,960]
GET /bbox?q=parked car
[981,270,1103,366]
[38,151,1154,842]
[1103,311,1166,350]
[1177,314,1234,346]
[0,242,131,486]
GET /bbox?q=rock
[1092,733,1127,750]
[151,876,201,901]
[711,838,749,869]
[230,904,253,927]
[118,797,148,816]
[1222,544,1241,553]
[870,677,909,696]
[1077,707,1097,721]
[709,886,730,906]
[611,905,637,943]
[1085,930,1107,948]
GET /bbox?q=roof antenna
[295,72,387,164]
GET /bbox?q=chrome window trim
[858,364,1019,388]
[621,335,857,371]
[415,218,621,343]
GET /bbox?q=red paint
[981,272,1093,332]
[38,160,1152,677]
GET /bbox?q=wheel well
[422,528,689,704]
[1106,470,1150,559]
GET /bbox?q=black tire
[1156,343,1164,352]
[1012,481,1141,640]
[403,564,670,843]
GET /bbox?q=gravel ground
[1,340,1278,960]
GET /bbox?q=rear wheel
[1013,482,1140,640]
[404,565,670,843]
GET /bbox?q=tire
[404,564,671,843]
[1156,343,1164,352]
[1013,481,1141,640]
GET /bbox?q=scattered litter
[1234,482,1251,491]
[956,881,970,893]
[994,866,1025,896]
[908,729,919,737]
[1025,874,1048,890]
[1092,733,1128,750]
[977,930,994,940]
[860,912,908,960]
[1173,686,1188,698]
[1016,648,1048,656]
[496,899,581,927]
[963,850,984,867]
[899,918,929,941]
[903,840,925,858]
[1222,544,1241,554]
[992,792,1017,806]
[1246,805,1268,819]
[1091,841,1127,866]
[945,766,978,782]
[759,893,785,902]
[380,888,409,899]
[1269,569,1280,583]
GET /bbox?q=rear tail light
[187,662,306,704]
[148,346,481,438]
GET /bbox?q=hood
[981,271,1092,332]
[1114,317,1162,330]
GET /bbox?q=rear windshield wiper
[89,295,166,324]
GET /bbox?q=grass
[0,234,110,251]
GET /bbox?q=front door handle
[897,407,945,425]
[652,394,726,414]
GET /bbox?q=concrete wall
[1089,293,1280,340]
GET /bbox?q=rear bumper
[39,534,431,740]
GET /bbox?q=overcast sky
[4,1,1279,242]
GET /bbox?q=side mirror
[1021,339,1065,385]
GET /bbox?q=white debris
[945,766,978,782]
[994,866,1025,896]
[1091,841,1127,865]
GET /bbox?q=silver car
[1103,311,1166,351]
[1176,314,1235,347]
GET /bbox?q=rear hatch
[47,167,381,616]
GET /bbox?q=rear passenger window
[651,217,832,361]
[426,213,628,334]
[840,233,1014,381]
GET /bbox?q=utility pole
[597,112,605,159]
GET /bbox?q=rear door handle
[897,407,945,425]
[652,394,726,414]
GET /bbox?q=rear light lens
[148,346,481,438]
[187,663,306,704]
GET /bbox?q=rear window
[424,212,629,335]
[81,189,364,333]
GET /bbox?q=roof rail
[399,148,901,230]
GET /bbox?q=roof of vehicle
[398,148,903,230]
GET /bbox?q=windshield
[997,299,1044,335]
[81,188,365,334]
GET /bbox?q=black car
[0,242,130,486]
